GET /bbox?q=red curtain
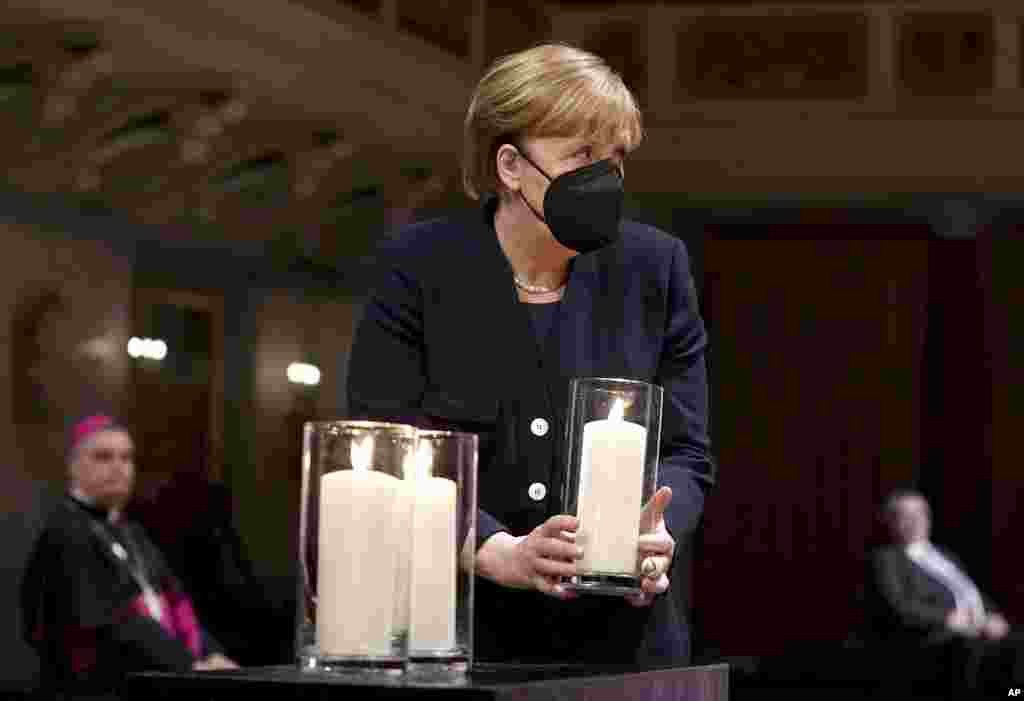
[695,226,933,656]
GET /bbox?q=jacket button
[528,482,547,501]
[530,418,549,437]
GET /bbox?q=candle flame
[350,435,374,472]
[402,440,434,480]
[608,397,626,422]
[415,441,434,480]
[402,449,416,479]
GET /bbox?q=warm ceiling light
[195,114,223,138]
[220,99,247,124]
[45,96,76,122]
[182,138,210,163]
[295,177,318,198]
[287,362,321,386]
[127,337,168,361]
[75,169,101,191]
[90,51,114,75]
[331,142,356,160]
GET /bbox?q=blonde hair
[462,42,643,200]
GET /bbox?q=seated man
[866,488,1020,693]
[20,415,239,698]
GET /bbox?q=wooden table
[125,662,729,700]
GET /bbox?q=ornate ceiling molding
[0,5,464,253]
[5,0,472,150]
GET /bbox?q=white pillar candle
[317,436,405,657]
[577,398,647,574]
[407,442,457,652]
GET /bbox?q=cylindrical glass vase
[297,420,417,674]
[405,430,477,678]
[562,377,663,596]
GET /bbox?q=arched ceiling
[9,0,1023,224]
[1,2,473,258]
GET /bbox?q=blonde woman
[348,43,714,665]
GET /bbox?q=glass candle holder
[297,420,417,674]
[562,377,663,596]
[405,430,477,678]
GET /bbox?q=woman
[347,43,714,665]
[21,415,238,698]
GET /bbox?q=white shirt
[906,541,986,628]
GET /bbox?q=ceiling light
[127,336,168,361]
[287,362,321,386]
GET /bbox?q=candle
[409,479,457,650]
[317,435,405,656]
[577,398,647,574]
[406,441,457,652]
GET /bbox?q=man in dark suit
[867,488,1020,693]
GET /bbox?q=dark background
[4,0,1024,692]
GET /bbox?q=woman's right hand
[192,653,240,671]
[476,515,581,598]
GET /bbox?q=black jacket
[866,544,999,645]
[347,200,714,665]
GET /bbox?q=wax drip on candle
[351,435,374,471]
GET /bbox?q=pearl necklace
[513,274,565,295]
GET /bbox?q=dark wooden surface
[124,662,729,700]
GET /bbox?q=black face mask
[516,148,624,254]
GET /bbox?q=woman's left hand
[626,486,675,608]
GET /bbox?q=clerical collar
[67,490,120,523]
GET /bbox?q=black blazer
[866,544,998,645]
[347,199,715,665]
